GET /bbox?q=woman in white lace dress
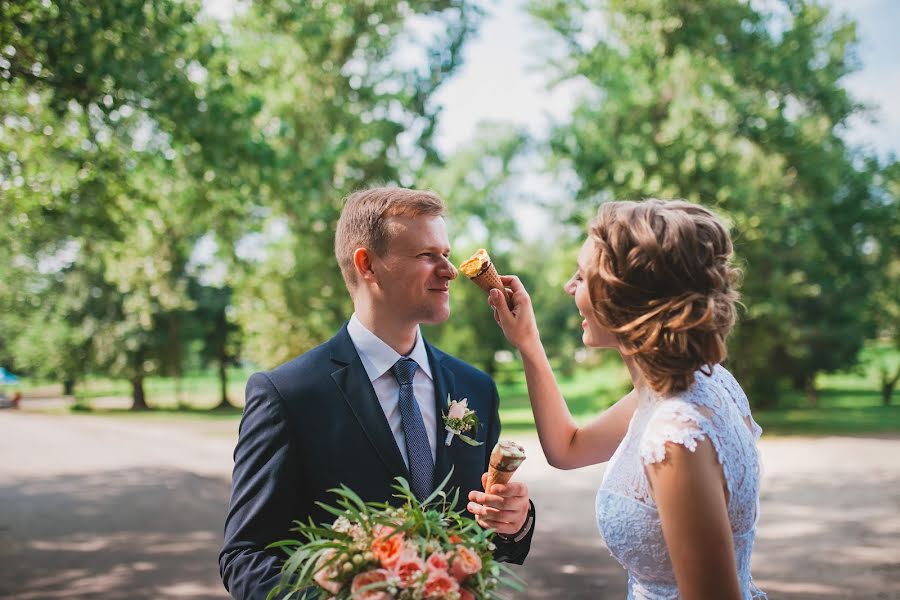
[487,199,766,599]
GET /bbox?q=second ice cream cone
[486,440,526,491]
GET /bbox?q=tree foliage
[529,0,898,404]
[0,0,482,404]
[1,0,896,412]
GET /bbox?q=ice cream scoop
[459,249,512,308]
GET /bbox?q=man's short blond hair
[334,187,447,290]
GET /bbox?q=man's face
[370,215,458,325]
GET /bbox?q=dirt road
[1,410,898,599]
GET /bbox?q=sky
[429,0,900,158]
[203,0,900,158]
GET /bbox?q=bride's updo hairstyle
[585,199,740,395]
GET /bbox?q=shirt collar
[347,313,433,383]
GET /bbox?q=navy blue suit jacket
[219,324,533,599]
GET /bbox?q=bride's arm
[490,276,637,469]
[646,439,742,599]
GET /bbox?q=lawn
[494,345,900,435]
[13,346,900,435]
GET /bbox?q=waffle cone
[470,261,512,308]
[486,467,516,490]
[486,441,526,491]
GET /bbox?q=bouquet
[267,472,524,599]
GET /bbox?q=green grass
[21,367,254,411]
[495,356,631,430]
[496,346,900,435]
[13,346,900,436]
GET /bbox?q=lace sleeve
[713,365,763,440]
[639,399,712,466]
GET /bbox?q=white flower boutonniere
[443,395,483,447]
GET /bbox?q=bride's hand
[489,275,541,352]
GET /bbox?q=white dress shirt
[347,313,438,467]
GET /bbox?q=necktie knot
[391,358,418,387]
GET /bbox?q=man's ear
[352,247,377,283]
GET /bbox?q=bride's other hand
[489,275,540,352]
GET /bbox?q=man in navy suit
[219,187,534,599]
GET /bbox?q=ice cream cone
[486,440,526,491]
[459,249,512,308]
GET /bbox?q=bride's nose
[564,275,577,296]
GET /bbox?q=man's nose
[439,256,458,280]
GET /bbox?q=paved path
[1,410,898,599]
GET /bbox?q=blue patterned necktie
[390,358,434,501]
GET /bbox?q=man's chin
[418,305,451,325]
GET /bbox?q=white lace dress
[596,365,767,599]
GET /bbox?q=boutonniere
[443,395,482,447]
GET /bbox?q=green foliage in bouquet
[267,471,524,600]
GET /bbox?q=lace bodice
[596,365,766,599]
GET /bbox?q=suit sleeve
[485,379,535,565]
[219,372,299,600]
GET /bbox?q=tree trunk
[130,375,148,410]
[485,351,497,380]
[805,375,818,408]
[174,374,183,408]
[882,365,900,407]
[170,316,184,407]
[63,378,75,396]
[214,356,235,410]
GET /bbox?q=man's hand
[466,473,530,535]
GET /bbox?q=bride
[488,199,766,599]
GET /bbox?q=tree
[223,1,483,368]
[2,1,486,403]
[189,280,242,409]
[530,0,896,405]
[1,1,264,407]
[870,162,900,405]
[419,122,528,376]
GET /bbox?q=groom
[219,187,535,599]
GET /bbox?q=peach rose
[313,549,343,595]
[450,546,482,582]
[370,526,405,568]
[424,568,460,599]
[426,551,449,571]
[393,550,426,588]
[350,568,392,600]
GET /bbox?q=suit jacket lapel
[427,342,455,491]
[329,325,410,481]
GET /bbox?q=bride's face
[565,239,620,349]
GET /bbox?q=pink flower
[423,568,460,599]
[426,550,448,571]
[350,568,392,600]
[447,398,469,420]
[393,549,426,588]
[313,549,343,595]
[459,588,476,600]
[450,546,482,582]
[370,526,405,568]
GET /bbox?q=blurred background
[1,1,899,598]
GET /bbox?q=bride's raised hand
[489,274,541,352]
